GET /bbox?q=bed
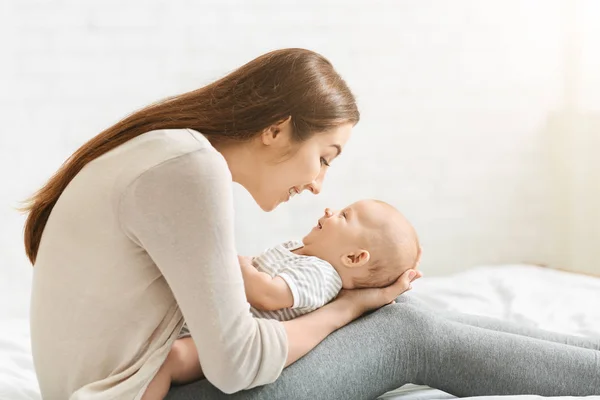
[1,264,599,400]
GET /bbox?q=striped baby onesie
[179,240,343,336]
[250,240,343,321]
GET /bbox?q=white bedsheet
[379,264,600,400]
[1,264,599,400]
[0,318,39,400]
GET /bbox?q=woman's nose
[324,208,333,217]
[306,168,325,195]
[307,179,322,195]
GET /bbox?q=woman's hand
[335,269,423,318]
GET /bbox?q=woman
[24,49,599,400]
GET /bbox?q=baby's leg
[142,337,204,400]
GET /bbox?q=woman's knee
[376,302,438,345]
[356,303,439,383]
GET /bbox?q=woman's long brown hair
[22,48,359,265]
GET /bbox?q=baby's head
[302,199,420,289]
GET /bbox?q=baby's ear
[341,250,370,268]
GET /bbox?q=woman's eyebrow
[330,144,342,157]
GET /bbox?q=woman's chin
[248,191,280,212]
[257,198,280,212]
[261,204,278,212]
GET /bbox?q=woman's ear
[341,249,370,268]
[261,116,292,146]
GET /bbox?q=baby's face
[302,199,386,267]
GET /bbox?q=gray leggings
[165,294,600,399]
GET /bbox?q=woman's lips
[288,187,300,199]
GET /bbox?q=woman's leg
[398,294,600,350]
[143,338,204,400]
[166,302,600,400]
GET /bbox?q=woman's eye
[341,211,347,219]
[320,157,330,167]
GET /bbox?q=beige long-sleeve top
[30,129,288,400]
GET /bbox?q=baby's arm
[238,256,293,311]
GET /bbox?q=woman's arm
[119,150,287,394]
[237,254,421,366]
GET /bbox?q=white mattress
[1,264,599,400]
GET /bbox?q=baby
[143,199,420,400]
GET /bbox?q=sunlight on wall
[551,0,600,275]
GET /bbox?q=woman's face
[250,120,353,211]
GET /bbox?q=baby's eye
[320,157,330,167]
[341,211,347,219]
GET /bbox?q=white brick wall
[1,0,598,319]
